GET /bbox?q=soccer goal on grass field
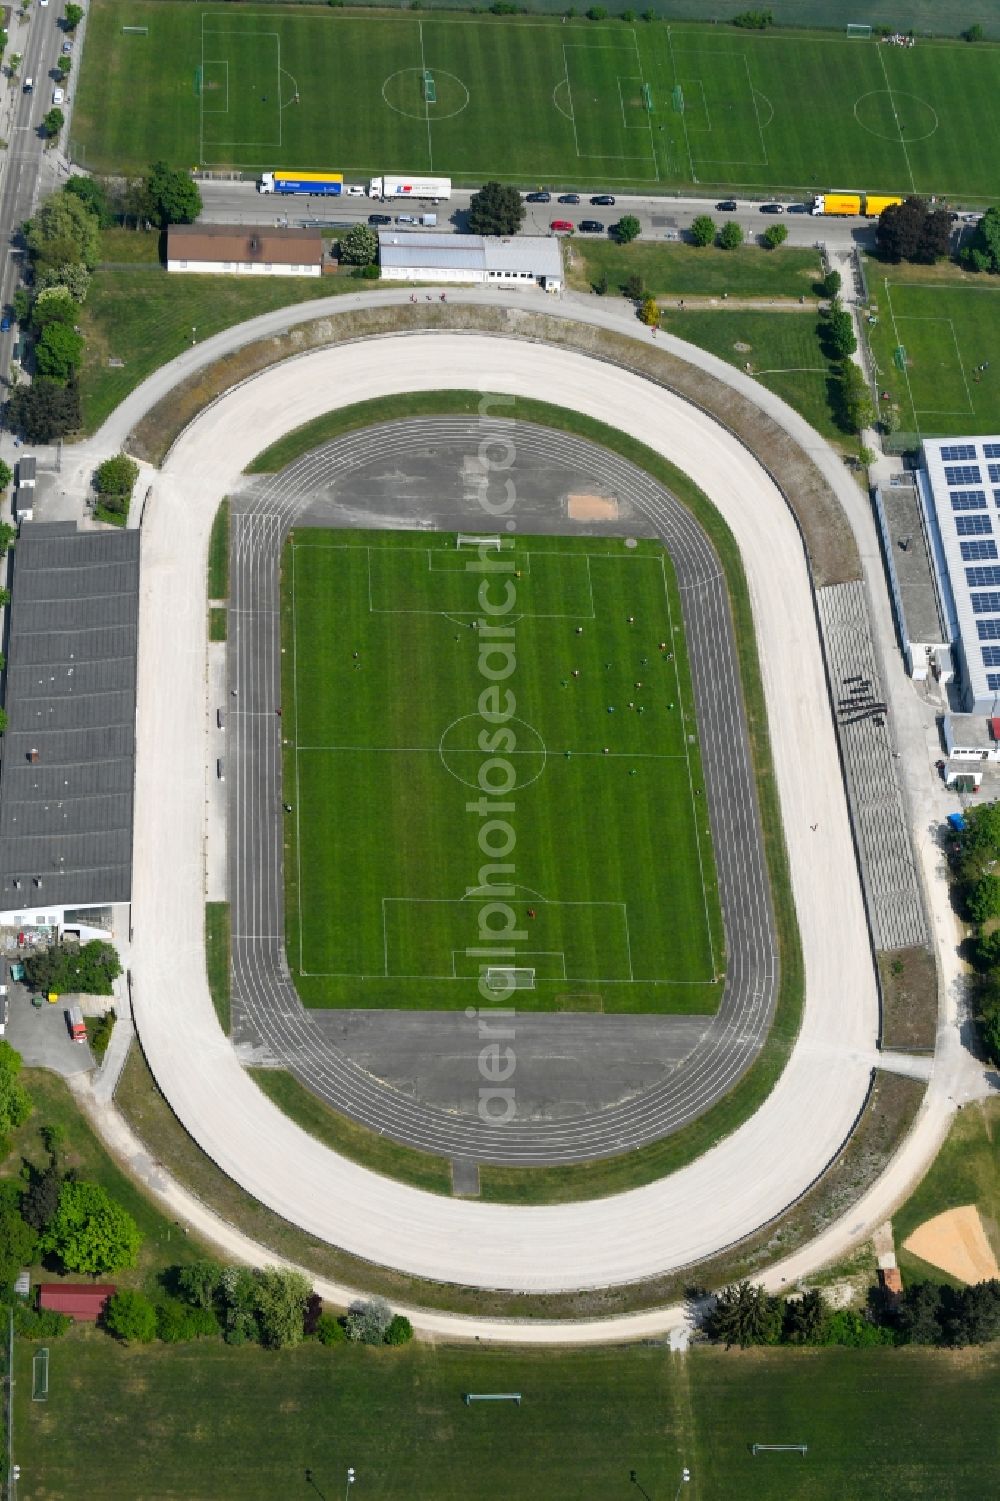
[32,1346,49,1402]
[486,967,536,991]
[672,84,684,114]
[846,22,872,37]
[423,70,436,104]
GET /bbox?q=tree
[0,1187,37,1295]
[689,214,716,247]
[31,287,78,331]
[8,52,21,78]
[782,1287,827,1343]
[175,1259,222,1310]
[218,1265,258,1345]
[105,1289,157,1344]
[64,175,113,229]
[35,262,91,302]
[639,294,659,327]
[316,1311,346,1344]
[823,301,857,359]
[0,1042,31,1143]
[384,1313,414,1345]
[63,4,84,31]
[718,220,743,250]
[875,196,949,265]
[42,1181,142,1274]
[0,460,11,493]
[963,207,1000,274]
[24,939,122,996]
[838,359,874,433]
[895,1281,944,1344]
[338,224,377,266]
[35,321,85,383]
[94,453,139,512]
[614,213,641,244]
[41,107,64,141]
[967,873,1000,925]
[467,181,524,237]
[27,190,100,270]
[761,222,788,249]
[821,269,841,300]
[142,161,202,228]
[623,272,644,301]
[963,23,984,42]
[585,5,607,17]
[594,269,609,295]
[6,377,81,442]
[706,1280,782,1347]
[253,1266,311,1349]
[21,1168,61,1232]
[345,1296,393,1345]
[57,54,71,76]
[916,207,952,264]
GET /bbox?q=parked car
[591,194,616,206]
[525,191,551,203]
[396,214,417,225]
[0,315,11,334]
[61,40,72,55]
[558,193,581,204]
[22,78,32,94]
[579,219,604,233]
[786,203,809,214]
[549,220,575,233]
[759,202,784,214]
[368,213,391,225]
[716,199,737,212]
[52,87,65,105]
[345,184,365,197]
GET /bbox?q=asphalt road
[125,330,881,1291]
[200,179,871,251]
[228,419,778,1163]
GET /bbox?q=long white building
[378,230,562,291]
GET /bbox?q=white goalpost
[485,967,536,991]
[457,534,503,549]
[846,22,872,37]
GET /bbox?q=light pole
[673,1468,691,1501]
[344,1467,355,1501]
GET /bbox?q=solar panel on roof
[972,593,1000,613]
[941,444,977,461]
[984,444,1000,459]
[961,539,998,561]
[946,465,983,485]
[983,647,1000,667]
[977,619,1000,640]
[988,672,1000,691]
[951,490,986,510]
[956,514,993,535]
[967,566,1000,587]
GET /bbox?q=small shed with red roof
[39,1284,116,1321]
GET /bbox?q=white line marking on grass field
[290,539,305,978]
[561,44,582,158]
[744,53,768,164]
[883,280,921,437]
[630,25,660,180]
[418,20,433,170]
[876,43,916,194]
[667,28,696,182]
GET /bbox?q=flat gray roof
[378,230,562,277]
[0,522,139,907]
[879,481,945,643]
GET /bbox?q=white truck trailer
[369,175,452,202]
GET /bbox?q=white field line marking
[876,41,916,194]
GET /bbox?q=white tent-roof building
[378,231,562,291]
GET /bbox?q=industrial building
[377,230,562,291]
[0,523,139,932]
[167,223,324,277]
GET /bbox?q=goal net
[485,967,535,991]
[846,23,872,37]
[672,84,685,114]
[423,71,436,103]
[32,1347,49,1402]
[457,534,502,549]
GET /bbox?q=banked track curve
[129,332,878,1292]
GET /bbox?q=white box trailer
[369,175,451,202]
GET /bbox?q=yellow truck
[864,194,903,217]
[811,193,863,216]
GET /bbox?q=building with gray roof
[0,523,139,925]
[916,435,1000,714]
[378,230,562,290]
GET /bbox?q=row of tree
[946,802,1000,1064]
[706,1276,1000,1349]
[23,939,122,997]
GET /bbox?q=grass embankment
[15,1339,1000,1500]
[204,902,231,1035]
[658,307,845,443]
[79,271,342,433]
[565,240,823,299]
[207,498,230,599]
[249,1070,452,1196]
[878,946,938,1052]
[209,605,227,642]
[893,1098,1000,1289]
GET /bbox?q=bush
[732,8,773,28]
[963,23,984,42]
[384,1314,414,1345]
[352,263,380,280]
[639,295,659,327]
[86,1008,116,1062]
[21,1168,62,1233]
[623,272,644,301]
[761,223,788,250]
[12,1302,70,1338]
[718,221,743,250]
[105,1289,157,1344]
[24,939,122,997]
[689,214,716,247]
[316,1311,347,1345]
[586,5,607,16]
[156,1299,219,1343]
[345,1296,393,1345]
[42,1180,142,1275]
[614,213,641,244]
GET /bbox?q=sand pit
[903,1205,1000,1285]
[567,493,618,521]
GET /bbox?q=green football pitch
[282,529,723,1013]
[867,276,1000,439]
[77,2,1000,196]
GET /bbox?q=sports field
[77,3,1000,195]
[282,529,723,1013]
[867,275,1000,439]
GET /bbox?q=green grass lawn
[659,307,845,442]
[208,497,230,599]
[566,240,823,297]
[204,900,231,1032]
[866,272,1000,441]
[892,1098,1000,1288]
[14,1339,1000,1500]
[78,268,342,434]
[75,4,1000,196]
[284,529,723,1012]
